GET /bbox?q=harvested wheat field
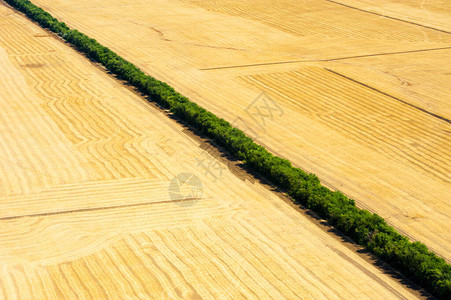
[27,0,451,261]
[0,3,428,299]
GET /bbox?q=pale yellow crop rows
[27,0,451,261]
[0,2,423,298]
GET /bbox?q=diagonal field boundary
[323,0,451,35]
[200,46,451,70]
[324,68,451,125]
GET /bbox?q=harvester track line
[324,68,451,125]
[200,47,451,70]
[323,0,451,35]
[0,197,205,221]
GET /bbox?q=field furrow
[0,1,430,299]
[241,68,450,182]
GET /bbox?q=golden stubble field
[0,3,425,299]
[27,0,451,261]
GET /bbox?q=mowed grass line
[4,0,450,298]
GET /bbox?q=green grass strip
[5,0,450,297]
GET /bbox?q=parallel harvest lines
[242,67,451,183]
[0,7,164,184]
[9,52,159,181]
[0,14,58,55]
[0,178,173,218]
[185,0,451,42]
[0,49,91,195]
[0,198,234,265]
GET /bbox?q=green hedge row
[6,0,450,297]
